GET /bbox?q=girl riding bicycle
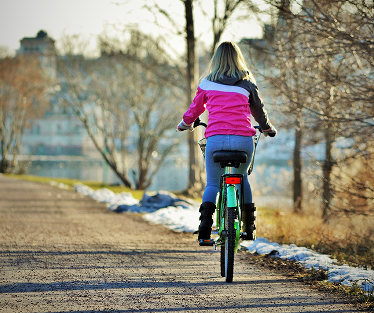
[177,41,277,245]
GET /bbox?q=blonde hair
[205,41,256,84]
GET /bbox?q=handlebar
[193,118,264,135]
[193,117,207,128]
[254,125,276,137]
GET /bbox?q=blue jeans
[202,135,254,204]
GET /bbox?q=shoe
[241,203,256,240]
[198,202,216,245]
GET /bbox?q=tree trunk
[184,0,202,196]
[322,125,334,221]
[293,121,303,213]
[0,142,11,174]
[82,118,134,189]
[0,159,10,174]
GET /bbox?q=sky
[0,0,265,57]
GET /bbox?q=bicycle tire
[225,206,236,282]
[220,244,225,277]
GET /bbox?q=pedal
[199,239,214,246]
[240,232,247,239]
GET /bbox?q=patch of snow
[242,237,374,293]
[143,206,200,233]
[50,180,70,190]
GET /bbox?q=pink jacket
[183,77,272,138]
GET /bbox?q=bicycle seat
[213,150,248,168]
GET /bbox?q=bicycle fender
[226,185,238,208]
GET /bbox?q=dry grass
[254,205,374,310]
[257,205,374,269]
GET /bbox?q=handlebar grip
[193,117,207,128]
[193,117,201,128]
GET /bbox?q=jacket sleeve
[182,87,207,125]
[249,84,273,130]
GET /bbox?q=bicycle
[193,118,262,283]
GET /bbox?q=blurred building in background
[17,31,111,182]
[17,30,57,80]
[18,30,99,159]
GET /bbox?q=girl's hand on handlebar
[177,120,193,132]
[263,126,277,137]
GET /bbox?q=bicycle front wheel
[224,206,236,283]
[220,244,225,277]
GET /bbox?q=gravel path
[0,175,364,312]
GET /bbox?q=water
[27,158,122,185]
[25,156,189,191]
[25,156,293,196]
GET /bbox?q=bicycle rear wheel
[224,206,236,282]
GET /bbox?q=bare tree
[0,55,47,173]
[0,46,13,58]
[142,0,259,196]
[58,30,184,189]
[197,0,256,56]
[294,0,373,220]
[182,0,203,196]
[241,0,307,213]
[271,1,306,214]
[264,0,374,219]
